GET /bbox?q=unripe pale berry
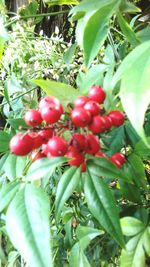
[24,109,42,127]
[10,133,33,156]
[88,85,106,104]
[66,147,85,166]
[71,107,92,127]
[108,111,125,127]
[88,115,106,134]
[47,136,68,156]
[74,96,89,108]
[85,134,100,155]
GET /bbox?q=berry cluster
[9,85,126,171]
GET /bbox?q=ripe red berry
[85,134,100,155]
[81,161,86,172]
[47,136,68,156]
[74,96,89,108]
[38,127,54,143]
[39,96,63,114]
[88,115,106,134]
[69,133,87,152]
[71,107,92,127]
[108,111,125,127]
[84,100,101,116]
[30,150,46,161]
[95,151,107,158]
[88,85,106,104]
[10,133,33,156]
[42,144,52,157]
[24,109,42,127]
[29,132,43,149]
[40,105,62,124]
[111,153,125,165]
[66,147,85,166]
[102,116,113,130]
[109,157,122,169]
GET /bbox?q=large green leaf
[112,41,150,146]
[6,184,53,267]
[120,228,150,267]
[4,154,28,181]
[87,157,130,182]
[0,181,20,212]
[84,168,125,247]
[134,137,150,158]
[69,243,91,267]
[117,13,140,47]
[120,217,145,236]
[31,79,79,106]
[26,157,66,181]
[0,131,11,153]
[55,166,81,220]
[83,0,121,67]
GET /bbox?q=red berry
[74,96,89,108]
[39,96,63,114]
[66,147,85,166]
[38,127,54,143]
[102,116,113,130]
[42,144,52,157]
[47,136,68,156]
[111,153,125,165]
[69,133,87,152]
[88,85,106,104]
[81,161,86,172]
[85,134,100,155]
[30,150,46,161]
[88,115,106,134]
[40,105,61,124]
[108,111,125,127]
[84,100,101,116]
[95,151,107,158]
[24,109,42,127]
[71,108,92,127]
[10,133,33,156]
[28,132,43,149]
[109,157,122,169]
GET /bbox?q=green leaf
[102,126,125,154]
[0,131,11,153]
[31,79,79,106]
[120,227,150,267]
[112,41,150,146]
[76,225,103,250]
[134,137,150,158]
[120,180,141,203]
[55,166,81,220]
[0,16,9,41]
[8,118,28,130]
[120,217,145,236]
[77,64,107,94]
[83,0,121,67]
[117,13,140,47]
[136,26,150,43]
[44,0,79,6]
[6,184,53,267]
[0,182,20,212]
[63,43,77,69]
[4,154,27,181]
[124,122,140,147]
[84,168,125,247]
[69,243,91,267]
[26,157,66,181]
[0,40,5,65]
[87,157,130,182]
[120,0,141,13]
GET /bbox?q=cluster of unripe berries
[9,85,126,171]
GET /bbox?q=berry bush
[0,0,150,267]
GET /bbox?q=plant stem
[20,10,69,19]
[0,87,35,108]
